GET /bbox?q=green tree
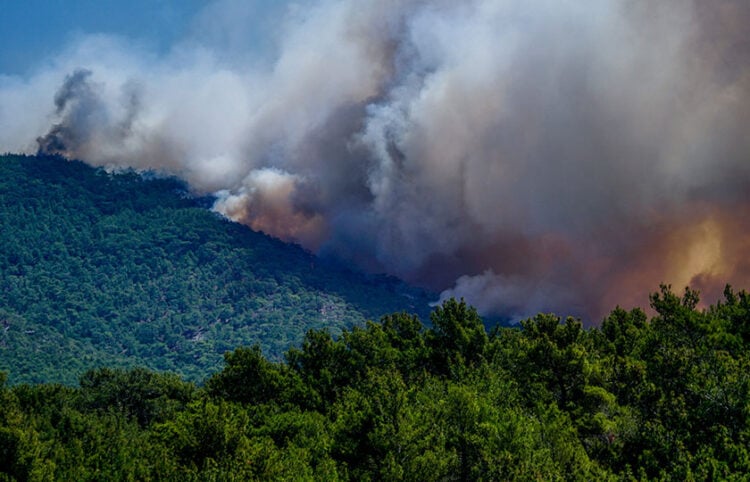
[427,298,488,377]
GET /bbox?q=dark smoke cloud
[34,66,144,160]
[37,69,97,155]
[2,0,749,321]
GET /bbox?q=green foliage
[78,367,195,426]
[2,156,750,480]
[2,291,750,479]
[0,153,431,384]
[427,298,488,376]
[205,346,295,407]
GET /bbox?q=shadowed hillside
[0,154,431,384]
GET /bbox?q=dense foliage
[0,154,430,384]
[2,290,750,480]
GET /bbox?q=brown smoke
[2,0,749,321]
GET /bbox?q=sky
[1,0,749,322]
[1,1,196,75]
[0,0,287,75]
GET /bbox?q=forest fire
[1,0,748,321]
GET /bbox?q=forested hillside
[2,291,750,480]
[0,154,430,384]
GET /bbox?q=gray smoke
[2,0,749,321]
[37,69,96,155]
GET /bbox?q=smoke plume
[2,0,749,321]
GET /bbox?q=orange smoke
[213,168,328,251]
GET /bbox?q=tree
[206,346,289,406]
[78,367,195,426]
[427,298,488,376]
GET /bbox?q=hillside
[0,154,431,384]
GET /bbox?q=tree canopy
[3,288,750,480]
[0,154,431,384]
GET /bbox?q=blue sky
[0,0,286,75]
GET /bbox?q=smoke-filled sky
[2,0,749,322]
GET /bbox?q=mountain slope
[0,154,431,384]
